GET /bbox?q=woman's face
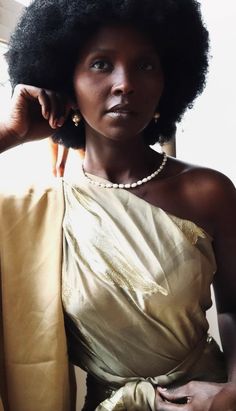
[73,24,164,143]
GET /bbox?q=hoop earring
[72,111,82,127]
[153,112,160,124]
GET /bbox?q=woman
[0,0,236,410]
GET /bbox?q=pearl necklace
[82,152,167,189]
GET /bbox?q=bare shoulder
[166,156,235,202]
[163,156,236,234]
[184,163,234,200]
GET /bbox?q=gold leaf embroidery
[169,215,207,245]
[105,267,168,296]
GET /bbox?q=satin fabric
[62,170,227,411]
[0,169,226,411]
[0,178,72,411]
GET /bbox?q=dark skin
[0,25,236,410]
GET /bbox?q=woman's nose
[111,67,134,96]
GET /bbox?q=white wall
[0,0,24,42]
[177,0,236,184]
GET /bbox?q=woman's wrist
[0,123,21,153]
[211,382,236,410]
[225,381,236,393]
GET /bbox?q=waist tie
[96,379,156,411]
[94,336,209,411]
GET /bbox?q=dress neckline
[62,168,213,243]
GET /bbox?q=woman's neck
[83,132,162,184]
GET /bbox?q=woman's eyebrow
[88,48,116,54]
[87,47,158,56]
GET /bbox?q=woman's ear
[67,92,81,116]
[63,96,77,119]
[70,102,78,110]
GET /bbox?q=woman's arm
[212,174,236,383]
[155,170,236,411]
[0,122,19,153]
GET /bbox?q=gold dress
[62,170,226,411]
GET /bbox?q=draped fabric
[62,169,227,411]
[0,178,72,411]
[0,169,226,411]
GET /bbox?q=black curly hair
[7,0,209,149]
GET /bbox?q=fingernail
[45,111,49,120]
[57,117,65,127]
[158,387,167,391]
[51,122,57,129]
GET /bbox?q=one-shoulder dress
[62,168,226,411]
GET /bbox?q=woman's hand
[155,381,236,410]
[3,84,70,145]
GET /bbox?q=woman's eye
[91,60,111,71]
[139,62,155,71]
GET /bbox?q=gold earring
[72,112,81,127]
[154,112,160,123]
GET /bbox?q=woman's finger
[13,83,46,103]
[159,405,188,411]
[43,90,63,129]
[156,391,189,411]
[38,89,50,120]
[157,386,190,402]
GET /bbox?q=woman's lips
[106,104,135,119]
[106,110,134,119]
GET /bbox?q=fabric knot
[96,379,157,411]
